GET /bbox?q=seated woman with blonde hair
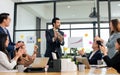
[15,41,38,67]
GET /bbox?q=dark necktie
[4,28,12,42]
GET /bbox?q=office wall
[0,0,14,41]
[0,0,47,55]
[16,6,36,30]
[15,5,36,55]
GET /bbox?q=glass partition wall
[15,2,54,56]
[14,0,118,56]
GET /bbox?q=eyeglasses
[17,41,24,43]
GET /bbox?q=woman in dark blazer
[100,38,120,73]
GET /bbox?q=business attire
[103,51,120,73]
[0,26,15,59]
[44,29,64,60]
[106,32,120,58]
[82,50,102,65]
[0,51,17,71]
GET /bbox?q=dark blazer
[0,26,15,58]
[83,50,102,65]
[44,29,64,60]
[103,51,120,73]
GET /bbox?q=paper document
[52,52,57,60]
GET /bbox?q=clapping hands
[100,45,108,56]
[78,49,85,56]
[34,45,38,54]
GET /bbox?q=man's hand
[57,33,64,42]
[15,42,24,49]
[54,30,58,41]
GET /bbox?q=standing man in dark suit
[44,17,65,61]
[78,39,102,65]
[0,13,23,59]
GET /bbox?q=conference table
[0,67,119,75]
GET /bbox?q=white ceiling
[12,0,120,21]
[11,0,94,2]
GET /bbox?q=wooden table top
[0,67,118,75]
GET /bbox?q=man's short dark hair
[52,17,60,26]
[0,13,9,23]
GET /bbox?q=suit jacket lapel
[92,50,100,57]
[0,26,5,33]
[0,27,12,43]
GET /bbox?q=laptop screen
[31,57,49,68]
[76,57,90,69]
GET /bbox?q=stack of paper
[61,58,77,72]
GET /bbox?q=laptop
[31,57,49,68]
[76,57,91,69]
[24,57,49,72]
[76,57,107,69]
